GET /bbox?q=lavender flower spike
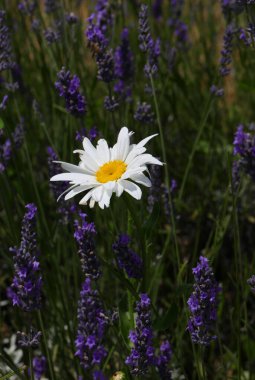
[126,294,155,375]
[33,356,47,380]
[156,340,172,379]
[0,10,15,72]
[55,67,86,117]
[75,278,109,371]
[112,234,143,279]
[74,213,101,280]
[187,256,221,345]
[8,204,42,312]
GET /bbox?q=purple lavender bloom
[17,328,42,348]
[219,24,235,77]
[47,147,76,224]
[44,0,59,13]
[147,164,162,213]
[134,102,154,124]
[104,95,119,111]
[156,341,172,380]
[112,234,143,279]
[233,124,255,181]
[66,12,78,25]
[187,256,221,346]
[138,4,160,77]
[7,204,42,312]
[93,371,107,380]
[55,67,86,117]
[152,0,163,20]
[18,1,37,15]
[33,356,47,380]
[86,1,114,83]
[74,213,101,280]
[76,126,98,143]
[210,85,224,97]
[12,118,25,149]
[247,275,255,292]
[0,94,8,110]
[44,27,61,44]
[86,15,109,54]
[114,28,134,99]
[95,0,113,33]
[0,10,15,73]
[96,49,115,83]
[126,294,155,376]
[75,278,109,371]
[168,1,188,46]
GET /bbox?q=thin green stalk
[37,311,56,380]
[150,75,181,276]
[28,350,34,380]
[24,142,50,237]
[178,95,214,201]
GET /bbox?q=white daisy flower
[50,127,162,209]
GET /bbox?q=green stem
[150,75,181,275]
[28,350,34,380]
[37,311,56,380]
[178,95,214,201]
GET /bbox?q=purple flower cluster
[152,0,163,20]
[75,126,98,143]
[55,67,86,117]
[134,102,155,124]
[86,1,115,83]
[138,4,161,77]
[187,256,221,346]
[114,28,134,100]
[247,275,255,292]
[0,119,24,173]
[0,10,15,73]
[75,278,109,371]
[33,356,47,380]
[219,24,235,77]
[168,0,188,45]
[233,124,255,183]
[17,328,42,348]
[44,0,59,13]
[44,27,61,44]
[0,94,8,110]
[126,294,155,375]
[147,164,162,213]
[8,204,42,312]
[74,213,101,280]
[104,95,119,112]
[112,234,143,279]
[156,341,172,380]
[18,1,37,15]
[47,146,76,224]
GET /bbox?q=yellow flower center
[96,160,127,183]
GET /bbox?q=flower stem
[29,349,34,380]
[37,311,56,380]
[149,75,181,274]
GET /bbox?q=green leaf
[0,119,4,129]
[0,367,25,380]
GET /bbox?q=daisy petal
[79,189,94,205]
[64,184,97,200]
[136,133,158,148]
[115,126,130,161]
[54,161,89,174]
[96,139,110,164]
[128,154,163,169]
[50,173,94,183]
[120,179,142,200]
[129,172,152,187]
